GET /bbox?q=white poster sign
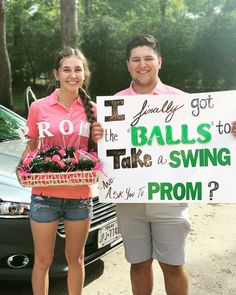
[97,90,236,203]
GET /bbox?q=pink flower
[24,151,38,159]
[71,158,78,164]
[51,154,61,162]
[22,157,32,166]
[59,149,66,157]
[44,157,51,162]
[58,160,66,169]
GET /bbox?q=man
[92,34,191,295]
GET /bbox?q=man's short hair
[126,34,161,60]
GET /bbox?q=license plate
[98,221,121,249]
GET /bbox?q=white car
[0,104,122,280]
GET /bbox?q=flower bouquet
[18,145,101,187]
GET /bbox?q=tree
[60,0,78,47]
[4,0,236,105]
[0,0,13,108]
[6,0,60,87]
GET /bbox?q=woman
[16,47,96,295]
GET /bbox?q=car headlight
[0,200,30,216]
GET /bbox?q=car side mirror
[24,86,37,117]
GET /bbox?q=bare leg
[131,258,153,295]
[159,262,188,295]
[64,219,90,295]
[30,220,58,295]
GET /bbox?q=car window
[0,106,26,142]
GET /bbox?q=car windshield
[0,106,26,142]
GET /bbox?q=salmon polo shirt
[26,90,97,199]
[115,78,185,96]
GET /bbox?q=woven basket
[20,170,99,187]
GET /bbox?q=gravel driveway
[0,204,235,295]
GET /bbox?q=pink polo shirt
[26,90,97,199]
[115,79,185,96]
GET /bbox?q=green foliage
[6,0,60,87]
[190,3,236,91]
[79,0,236,93]
[19,145,96,173]
[5,0,236,104]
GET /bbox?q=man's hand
[92,122,104,143]
[231,121,236,137]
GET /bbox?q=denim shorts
[28,194,93,223]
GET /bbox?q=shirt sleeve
[26,101,39,138]
[91,101,97,119]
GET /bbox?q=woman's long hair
[45,47,96,152]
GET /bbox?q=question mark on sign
[208,181,219,201]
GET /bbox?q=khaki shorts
[116,203,191,265]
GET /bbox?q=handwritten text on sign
[97,91,236,203]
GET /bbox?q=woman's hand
[91,122,104,143]
[15,137,38,186]
[15,167,25,187]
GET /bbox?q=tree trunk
[60,0,78,47]
[159,0,168,18]
[83,0,92,17]
[0,0,13,108]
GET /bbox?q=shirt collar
[48,90,83,106]
[129,79,163,95]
